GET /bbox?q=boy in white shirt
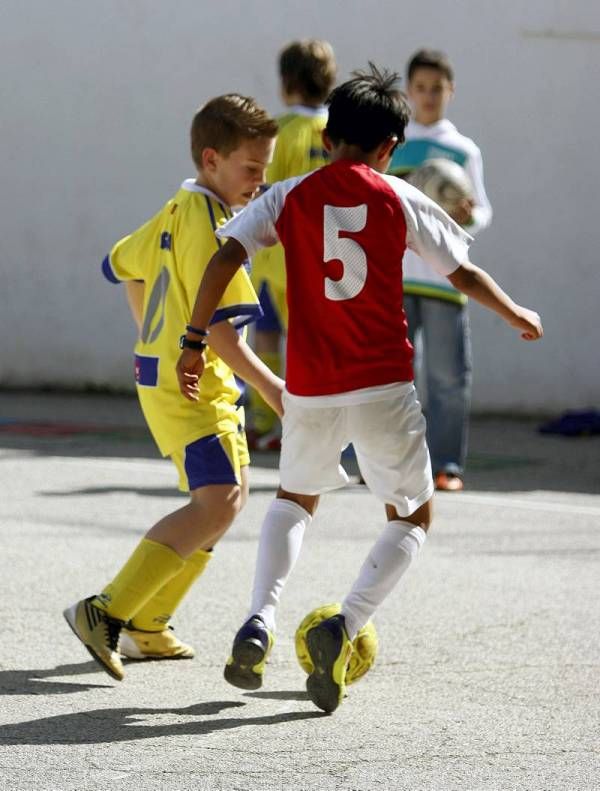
[389,49,493,492]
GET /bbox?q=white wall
[1,0,598,412]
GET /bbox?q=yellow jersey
[252,106,328,292]
[102,180,261,456]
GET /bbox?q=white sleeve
[383,175,473,276]
[464,144,492,235]
[215,175,306,257]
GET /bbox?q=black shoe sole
[305,626,343,713]
[223,639,266,690]
[63,610,124,682]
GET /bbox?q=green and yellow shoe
[305,614,352,713]
[224,615,274,690]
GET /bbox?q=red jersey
[218,159,471,398]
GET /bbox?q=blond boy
[64,95,281,681]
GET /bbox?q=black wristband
[179,335,206,351]
[185,324,209,337]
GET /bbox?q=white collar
[180,179,228,205]
[286,104,328,117]
[408,118,456,134]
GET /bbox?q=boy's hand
[449,197,474,227]
[176,349,206,401]
[261,376,285,418]
[508,307,543,341]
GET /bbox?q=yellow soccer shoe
[119,626,195,660]
[63,597,125,681]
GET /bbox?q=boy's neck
[194,173,227,205]
[413,112,445,126]
[283,91,323,109]
[329,144,383,171]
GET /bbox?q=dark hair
[279,39,337,103]
[407,48,454,82]
[325,63,410,152]
[190,94,278,168]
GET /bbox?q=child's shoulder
[277,106,327,131]
[434,118,482,156]
[405,119,482,164]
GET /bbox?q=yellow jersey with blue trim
[101,180,262,456]
[252,105,328,291]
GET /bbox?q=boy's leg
[119,433,249,658]
[119,548,213,660]
[305,500,431,714]
[421,298,472,487]
[224,489,317,690]
[302,387,433,712]
[340,500,431,640]
[66,429,247,677]
[248,490,318,631]
[224,394,347,690]
[64,538,185,681]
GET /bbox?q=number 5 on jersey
[323,204,368,301]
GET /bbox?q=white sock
[341,520,426,639]
[249,498,312,633]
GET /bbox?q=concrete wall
[1,0,598,411]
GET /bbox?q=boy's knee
[277,488,319,516]
[386,499,432,531]
[189,485,244,530]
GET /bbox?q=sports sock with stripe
[92,538,185,623]
[129,548,212,631]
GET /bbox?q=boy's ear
[201,147,219,172]
[377,135,399,163]
[322,129,333,153]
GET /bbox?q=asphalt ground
[0,392,598,790]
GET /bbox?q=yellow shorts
[171,426,250,493]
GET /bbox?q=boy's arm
[177,311,284,411]
[125,281,145,334]
[176,239,252,400]
[205,320,284,415]
[448,261,542,340]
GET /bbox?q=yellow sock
[249,351,280,434]
[93,538,185,623]
[130,549,212,631]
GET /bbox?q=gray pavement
[0,392,598,790]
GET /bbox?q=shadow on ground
[0,661,113,696]
[0,700,324,745]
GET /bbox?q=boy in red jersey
[176,65,543,713]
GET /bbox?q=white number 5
[323,204,368,301]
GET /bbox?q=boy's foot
[120,625,195,660]
[224,615,274,690]
[434,472,464,492]
[63,597,125,681]
[305,614,352,713]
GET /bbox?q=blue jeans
[403,295,472,477]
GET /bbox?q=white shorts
[279,383,433,516]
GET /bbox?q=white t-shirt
[395,118,492,303]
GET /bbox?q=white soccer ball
[407,158,473,215]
